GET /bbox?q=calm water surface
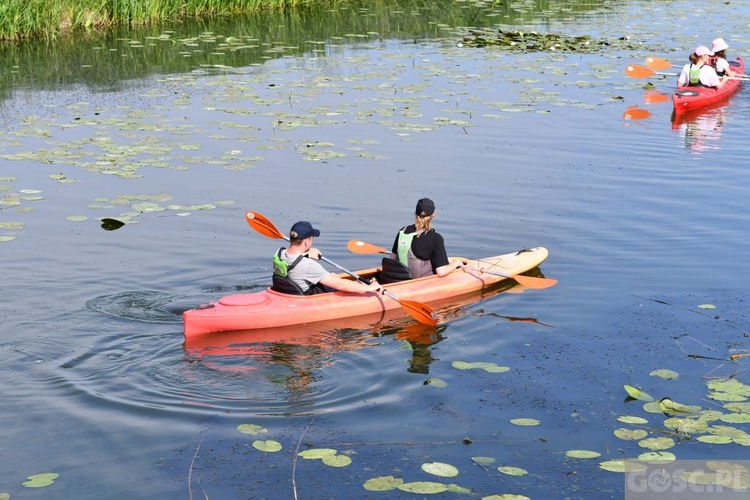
[2,0,750,498]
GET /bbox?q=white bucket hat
[695,46,713,57]
[712,38,729,53]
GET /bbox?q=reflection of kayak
[672,57,744,115]
[183,247,550,340]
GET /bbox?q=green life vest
[689,64,701,85]
[396,228,422,265]
[273,248,303,277]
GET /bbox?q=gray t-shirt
[279,248,329,293]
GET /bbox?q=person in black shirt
[390,198,465,278]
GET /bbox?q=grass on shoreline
[1,0,316,41]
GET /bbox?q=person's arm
[320,273,380,293]
[435,259,466,277]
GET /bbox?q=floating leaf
[23,473,59,488]
[624,385,654,402]
[322,454,352,467]
[659,399,701,415]
[565,450,601,459]
[67,215,87,222]
[637,451,676,463]
[298,448,337,459]
[424,378,447,388]
[719,413,750,424]
[614,428,648,440]
[697,435,733,444]
[510,418,540,426]
[397,481,449,494]
[101,218,125,231]
[498,466,528,476]
[0,492,8,500]
[471,456,497,466]
[697,304,715,309]
[481,495,530,500]
[642,401,663,414]
[650,369,679,380]
[599,460,648,474]
[446,484,472,494]
[237,423,267,435]
[0,236,16,243]
[421,461,459,478]
[363,476,404,491]
[252,440,282,452]
[617,415,648,425]
[638,437,675,451]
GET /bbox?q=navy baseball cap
[416,198,435,217]
[290,221,320,239]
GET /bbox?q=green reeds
[0,0,301,41]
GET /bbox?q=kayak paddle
[626,64,750,81]
[246,211,437,326]
[346,240,557,289]
[646,55,750,79]
[645,56,674,71]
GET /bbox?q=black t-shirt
[391,225,450,272]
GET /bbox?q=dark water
[2,0,750,498]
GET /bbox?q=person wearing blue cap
[273,220,381,295]
[389,198,465,279]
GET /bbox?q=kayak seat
[379,257,413,284]
[271,275,305,295]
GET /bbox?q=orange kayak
[183,247,550,341]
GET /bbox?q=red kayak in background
[673,57,744,115]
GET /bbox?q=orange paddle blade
[644,90,670,104]
[625,65,656,79]
[623,106,652,120]
[382,291,437,326]
[645,56,673,70]
[511,274,558,289]
[347,240,389,254]
[246,211,286,240]
[478,268,557,289]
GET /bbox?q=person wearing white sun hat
[677,45,728,89]
[711,37,737,77]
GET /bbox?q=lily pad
[322,454,352,467]
[397,481,449,494]
[617,415,648,425]
[23,473,59,488]
[624,385,654,402]
[252,440,282,452]
[298,448,337,459]
[421,461,459,478]
[697,304,716,309]
[472,456,497,466]
[565,450,601,459]
[599,460,648,473]
[637,451,676,463]
[237,423,267,435]
[498,466,528,476]
[719,413,750,424]
[510,418,540,426]
[363,475,404,491]
[697,435,733,444]
[614,428,648,440]
[650,369,679,380]
[424,378,447,387]
[481,495,530,500]
[638,437,675,451]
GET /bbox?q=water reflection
[672,105,727,153]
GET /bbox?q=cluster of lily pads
[456,28,643,53]
[597,367,750,489]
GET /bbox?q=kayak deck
[183,247,550,340]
